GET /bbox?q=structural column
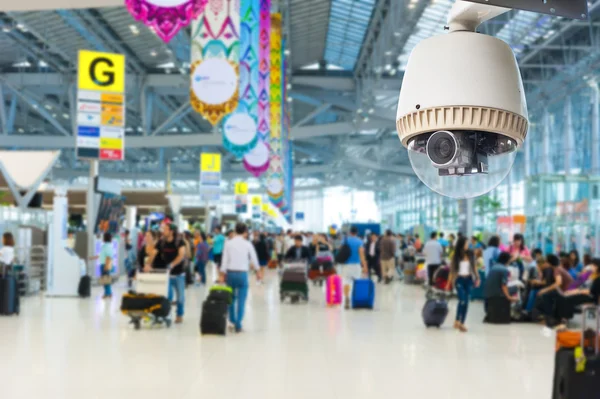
[542,109,552,175]
[86,160,99,274]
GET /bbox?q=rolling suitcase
[422,298,448,328]
[326,275,342,306]
[200,299,229,335]
[282,267,307,283]
[208,285,233,304]
[0,265,19,316]
[78,275,91,298]
[552,305,600,399]
[352,279,375,309]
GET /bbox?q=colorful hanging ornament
[243,140,270,177]
[257,0,271,144]
[126,0,207,43]
[190,0,240,125]
[222,109,259,158]
[223,0,260,161]
[267,13,284,207]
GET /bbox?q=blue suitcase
[352,279,375,309]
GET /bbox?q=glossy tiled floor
[0,269,556,399]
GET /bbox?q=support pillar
[86,160,98,275]
[542,109,552,175]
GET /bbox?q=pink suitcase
[326,275,342,306]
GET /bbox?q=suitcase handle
[580,304,599,354]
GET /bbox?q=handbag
[98,275,112,285]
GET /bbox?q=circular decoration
[191,59,237,105]
[243,140,270,177]
[267,176,284,202]
[125,0,207,43]
[222,112,258,158]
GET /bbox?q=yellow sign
[235,182,249,195]
[99,138,123,150]
[201,153,222,172]
[262,204,269,212]
[251,196,262,206]
[78,50,125,93]
[101,112,124,127]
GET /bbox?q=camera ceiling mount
[463,0,589,20]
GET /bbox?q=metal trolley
[280,261,309,304]
[123,270,172,330]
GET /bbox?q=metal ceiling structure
[0,0,599,194]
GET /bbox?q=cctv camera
[396,1,529,199]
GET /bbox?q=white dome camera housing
[396,1,529,199]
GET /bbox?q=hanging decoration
[243,140,270,177]
[223,0,260,159]
[126,0,208,43]
[266,13,284,207]
[242,0,270,175]
[190,0,241,125]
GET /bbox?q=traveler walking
[448,236,480,332]
[195,232,209,285]
[254,233,270,283]
[365,233,382,282]
[379,230,397,284]
[219,223,260,333]
[339,226,368,309]
[423,232,444,286]
[99,232,114,299]
[156,224,187,323]
[212,227,226,269]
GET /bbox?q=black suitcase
[0,273,19,316]
[552,305,600,399]
[208,286,233,304]
[78,275,91,298]
[200,299,228,335]
[422,298,448,328]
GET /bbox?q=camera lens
[427,131,457,166]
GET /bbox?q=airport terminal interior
[0,0,599,398]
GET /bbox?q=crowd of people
[97,221,600,333]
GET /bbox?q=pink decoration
[126,0,208,43]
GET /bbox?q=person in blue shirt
[469,236,484,251]
[568,249,584,278]
[99,232,114,299]
[438,232,449,254]
[212,227,226,269]
[339,226,368,309]
[483,235,501,276]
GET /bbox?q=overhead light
[33,104,38,109]
[287,97,293,103]
[52,113,57,118]
[125,127,133,132]
[44,104,53,110]
[2,27,10,33]
[150,50,157,57]
[385,50,393,56]
[17,128,24,133]
[39,60,48,67]
[62,113,70,119]
[137,127,143,132]
[157,61,175,68]
[16,23,27,32]
[394,31,401,37]
[390,68,397,76]
[13,60,31,67]
[408,3,416,8]
[363,117,370,123]
[368,108,374,114]
[129,24,140,35]
[385,63,392,71]
[286,83,292,90]
[284,49,291,56]
[357,108,363,114]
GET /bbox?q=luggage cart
[280,261,309,303]
[122,270,172,330]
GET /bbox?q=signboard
[199,153,221,201]
[234,182,249,214]
[464,0,588,20]
[77,50,126,161]
[251,195,262,219]
[295,212,304,221]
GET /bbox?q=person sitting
[484,251,519,324]
[555,259,600,322]
[284,235,311,263]
[534,254,574,327]
[524,256,554,315]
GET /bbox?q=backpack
[335,238,351,264]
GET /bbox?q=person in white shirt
[423,231,444,286]
[0,232,15,265]
[219,223,260,333]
